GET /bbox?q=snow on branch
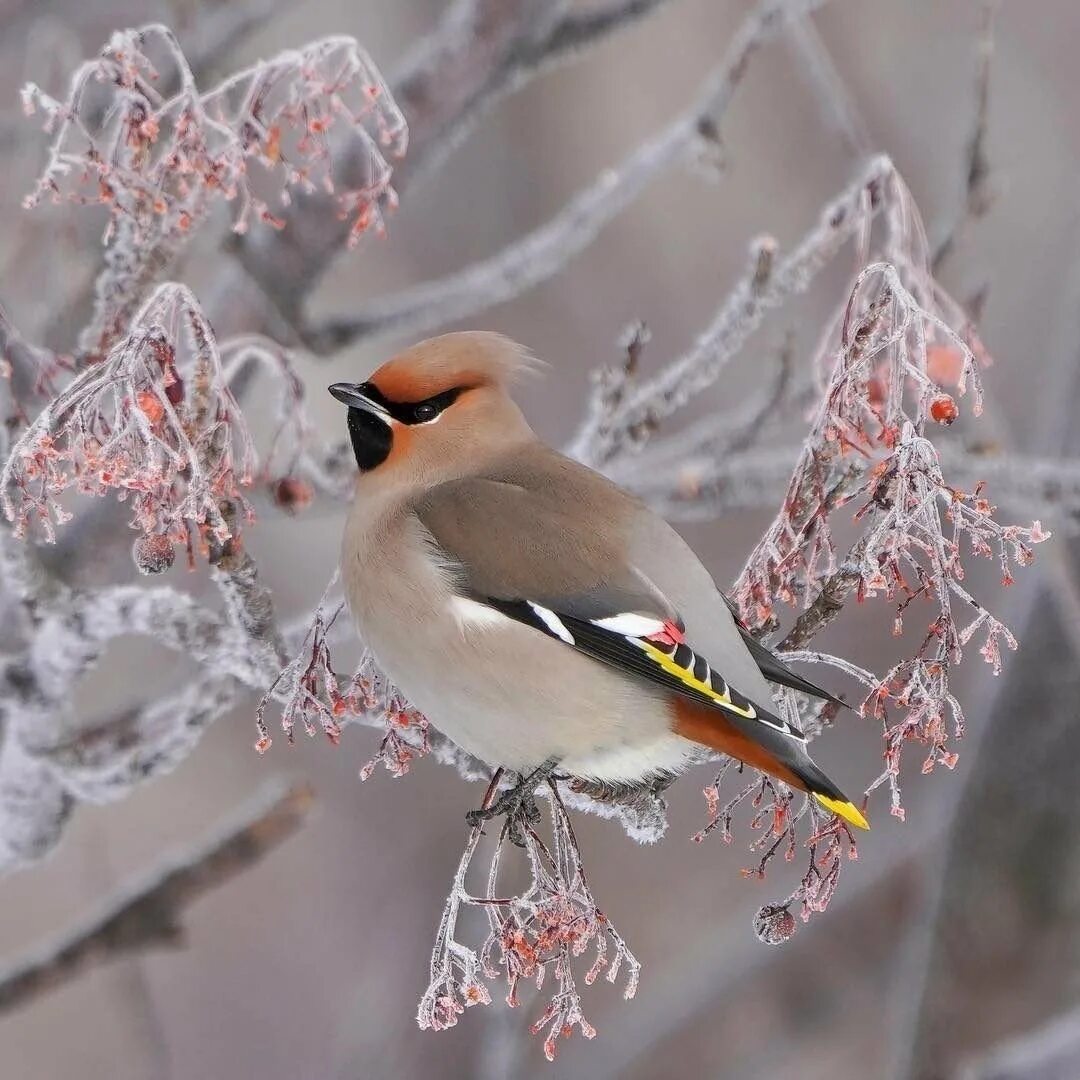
[304,0,830,353]
[21,24,406,356]
[703,170,1048,933]
[570,153,893,464]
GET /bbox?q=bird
[330,331,868,839]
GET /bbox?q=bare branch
[0,782,313,1017]
[303,0,831,353]
[40,677,238,804]
[208,499,287,667]
[785,12,873,156]
[303,113,688,352]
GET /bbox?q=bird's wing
[414,472,773,721]
[480,594,801,740]
[414,465,866,829]
[413,468,678,621]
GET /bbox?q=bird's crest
[371,331,542,403]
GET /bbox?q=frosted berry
[133,533,175,574]
[753,904,796,944]
[930,393,959,424]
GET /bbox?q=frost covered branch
[234,0,688,309]
[1,282,334,574]
[3,284,255,555]
[542,0,676,60]
[570,152,891,464]
[304,0,830,352]
[932,0,998,272]
[0,782,312,1016]
[0,3,1058,1066]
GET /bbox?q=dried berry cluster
[2,284,255,562]
[21,25,406,356]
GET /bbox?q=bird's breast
[340,508,682,778]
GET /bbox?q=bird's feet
[466,758,561,847]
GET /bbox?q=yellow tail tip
[813,792,870,830]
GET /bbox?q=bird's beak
[328,382,391,423]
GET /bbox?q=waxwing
[330,332,868,834]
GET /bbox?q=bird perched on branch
[331,332,868,839]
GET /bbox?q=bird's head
[329,331,537,487]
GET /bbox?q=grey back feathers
[414,441,776,708]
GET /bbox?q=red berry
[930,393,959,424]
[136,390,164,424]
[272,476,314,514]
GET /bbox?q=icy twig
[570,153,892,464]
[418,779,639,1061]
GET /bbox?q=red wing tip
[646,620,686,646]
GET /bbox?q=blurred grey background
[2,1,1079,1078]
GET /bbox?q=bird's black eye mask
[335,381,466,471]
[353,382,465,426]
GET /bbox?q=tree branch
[784,11,873,156]
[0,782,313,1017]
[540,0,676,61]
[232,0,575,312]
[303,0,831,353]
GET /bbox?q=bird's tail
[787,756,869,831]
[672,698,869,830]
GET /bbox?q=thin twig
[785,12,873,155]
[569,153,891,464]
[932,0,999,272]
[0,782,313,1017]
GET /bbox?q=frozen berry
[930,393,959,425]
[133,533,175,574]
[272,476,314,514]
[753,904,796,945]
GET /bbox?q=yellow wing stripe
[813,793,870,830]
[639,641,758,720]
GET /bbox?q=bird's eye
[413,402,438,423]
